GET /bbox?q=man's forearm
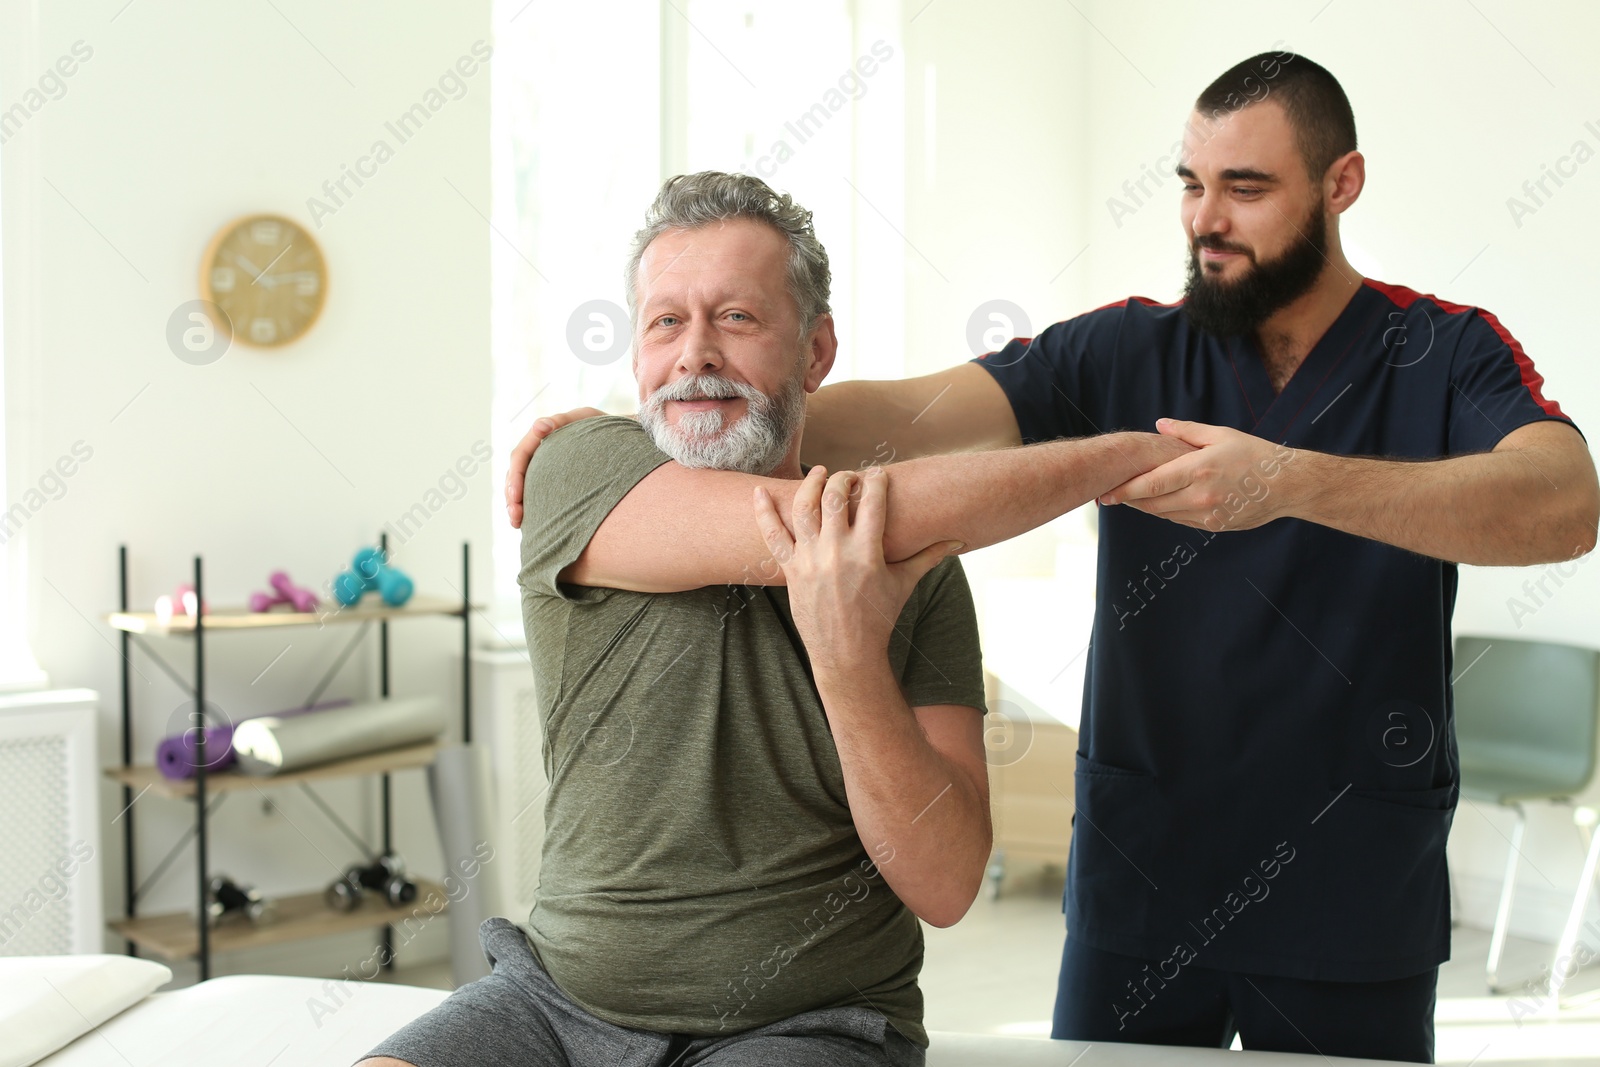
[813,660,989,929]
[1291,444,1599,565]
[873,432,1186,564]
[733,432,1181,585]
[573,430,1187,593]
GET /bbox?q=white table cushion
[0,954,172,1067]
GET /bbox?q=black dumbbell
[207,875,273,925]
[324,853,417,911]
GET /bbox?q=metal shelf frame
[112,538,473,980]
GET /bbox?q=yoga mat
[428,743,505,987]
[232,696,446,776]
[154,699,352,780]
[155,725,233,780]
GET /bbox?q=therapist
[505,52,1598,1062]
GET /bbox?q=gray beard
[638,370,806,475]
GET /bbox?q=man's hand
[753,466,960,666]
[505,407,610,528]
[1099,419,1296,532]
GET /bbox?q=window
[488,2,906,619]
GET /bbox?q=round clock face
[200,214,327,346]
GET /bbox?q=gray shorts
[360,917,924,1067]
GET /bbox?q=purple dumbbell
[272,571,319,611]
[248,570,319,613]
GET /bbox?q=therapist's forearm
[1290,445,1599,566]
[800,378,938,471]
[801,364,1025,471]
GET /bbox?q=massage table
[7,956,1407,1066]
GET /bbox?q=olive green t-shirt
[517,416,985,1047]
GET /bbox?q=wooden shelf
[110,879,451,961]
[105,595,478,634]
[104,741,440,800]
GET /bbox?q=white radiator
[469,649,543,923]
[0,688,102,955]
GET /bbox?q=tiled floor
[382,864,1600,1064]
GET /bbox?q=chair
[1454,635,1600,1000]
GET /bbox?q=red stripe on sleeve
[1363,279,1566,419]
[978,338,1032,360]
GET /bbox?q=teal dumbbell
[332,547,414,607]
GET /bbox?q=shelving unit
[105,538,476,981]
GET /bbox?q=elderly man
[364,173,1182,1067]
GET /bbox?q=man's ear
[804,313,839,392]
[1325,149,1364,216]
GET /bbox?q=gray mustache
[649,374,766,408]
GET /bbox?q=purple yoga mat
[155,699,352,779]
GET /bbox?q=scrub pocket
[1066,753,1164,934]
[1267,782,1456,975]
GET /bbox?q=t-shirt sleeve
[896,557,987,713]
[968,306,1122,444]
[1447,308,1580,454]
[518,416,673,603]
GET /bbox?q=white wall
[902,0,1600,942]
[2,0,492,981]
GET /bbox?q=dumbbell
[248,570,320,613]
[324,853,418,911]
[332,547,413,608]
[207,875,274,926]
[154,583,207,625]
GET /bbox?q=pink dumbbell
[154,583,208,624]
[248,571,319,613]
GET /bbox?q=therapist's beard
[638,369,806,475]
[1182,202,1328,339]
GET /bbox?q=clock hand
[248,246,294,286]
[232,246,293,286]
[257,271,317,289]
[231,252,265,278]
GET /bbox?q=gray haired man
[361,172,1002,1067]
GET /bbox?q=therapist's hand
[1098,419,1300,532]
[505,407,610,528]
[753,467,960,667]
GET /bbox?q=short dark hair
[1193,51,1357,181]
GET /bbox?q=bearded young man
[506,55,1598,1061]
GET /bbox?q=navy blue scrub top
[975,278,1576,982]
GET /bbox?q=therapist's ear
[803,313,838,392]
[1324,149,1364,215]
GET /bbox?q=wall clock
[200,214,327,346]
